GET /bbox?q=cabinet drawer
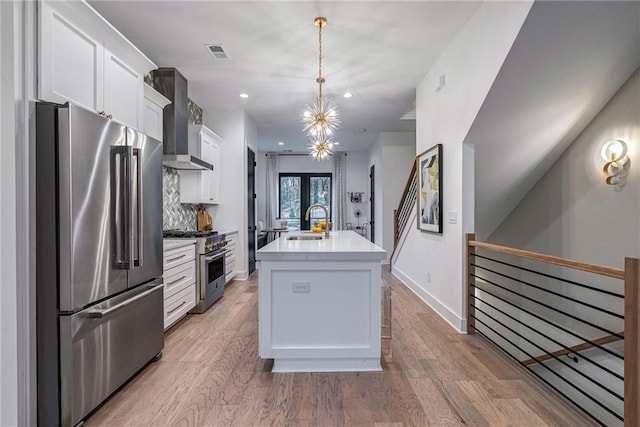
[164,284,196,330]
[164,261,195,300]
[163,244,195,270]
[225,254,236,268]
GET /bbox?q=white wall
[365,132,415,261]
[393,2,533,331]
[2,1,36,424]
[279,154,332,173]
[382,134,415,262]
[203,109,257,279]
[367,139,384,245]
[344,152,369,229]
[1,2,19,424]
[489,68,640,268]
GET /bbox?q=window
[279,173,331,230]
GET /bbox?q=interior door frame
[247,148,256,274]
[369,164,375,243]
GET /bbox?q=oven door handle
[204,249,230,262]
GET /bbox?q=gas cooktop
[163,230,219,238]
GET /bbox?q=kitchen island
[256,230,387,372]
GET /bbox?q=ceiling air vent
[205,44,230,60]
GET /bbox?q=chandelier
[303,17,340,160]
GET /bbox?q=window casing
[279,173,332,230]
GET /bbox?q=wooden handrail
[469,240,625,279]
[521,332,624,366]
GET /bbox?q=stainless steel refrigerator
[36,102,164,427]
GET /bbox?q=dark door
[247,148,256,274]
[370,165,375,243]
[279,173,331,230]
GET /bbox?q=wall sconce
[601,139,630,188]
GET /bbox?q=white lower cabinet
[163,240,196,330]
[164,285,196,331]
[225,231,238,283]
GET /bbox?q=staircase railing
[465,233,638,426]
[390,158,417,268]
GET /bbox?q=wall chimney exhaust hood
[150,68,213,171]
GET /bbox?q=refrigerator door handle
[86,284,162,318]
[132,148,143,267]
[110,145,133,269]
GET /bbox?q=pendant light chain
[302,16,339,161]
[318,21,323,101]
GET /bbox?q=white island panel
[257,231,386,372]
[271,268,372,347]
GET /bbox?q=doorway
[369,165,375,243]
[279,173,332,230]
[247,148,256,274]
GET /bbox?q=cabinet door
[200,137,216,202]
[104,50,144,129]
[39,2,104,111]
[143,84,170,141]
[143,98,164,141]
[209,141,220,204]
[180,127,221,205]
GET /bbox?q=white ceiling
[89,0,481,152]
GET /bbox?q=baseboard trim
[392,266,466,333]
[236,270,249,281]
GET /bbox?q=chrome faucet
[305,204,330,238]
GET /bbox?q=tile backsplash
[188,99,203,125]
[163,166,198,230]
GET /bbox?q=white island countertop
[256,230,386,262]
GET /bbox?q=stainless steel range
[163,230,228,313]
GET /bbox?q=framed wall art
[416,144,442,233]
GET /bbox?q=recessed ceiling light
[278,141,285,146]
[343,92,352,98]
[334,142,340,145]
[239,93,249,98]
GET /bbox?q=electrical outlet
[427,272,431,283]
[292,281,310,293]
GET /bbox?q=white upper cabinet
[143,84,171,142]
[39,4,104,111]
[103,50,144,130]
[38,1,156,130]
[180,125,222,205]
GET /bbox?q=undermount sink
[286,235,323,241]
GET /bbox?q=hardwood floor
[86,271,595,426]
